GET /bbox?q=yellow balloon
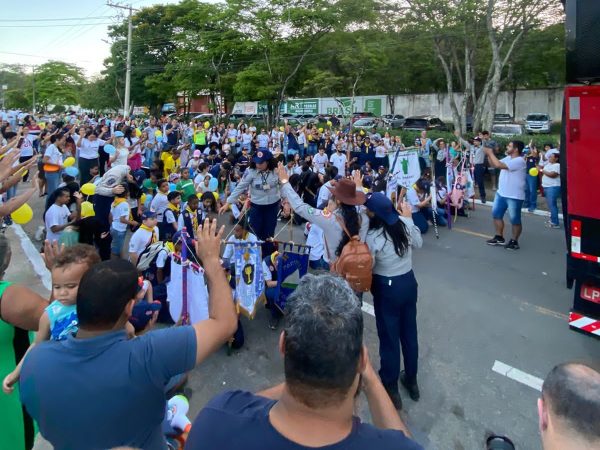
[80,201,95,218]
[326,120,332,127]
[155,130,162,137]
[38,122,46,129]
[140,193,147,205]
[135,128,142,137]
[212,191,219,202]
[318,127,324,133]
[204,121,210,129]
[10,203,33,225]
[63,157,76,168]
[359,130,365,136]
[529,167,539,177]
[81,183,96,196]
[279,126,284,132]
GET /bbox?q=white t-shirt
[305,223,324,260]
[79,138,105,159]
[150,192,169,221]
[497,156,526,200]
[44,144,63,166]
[375,145,387,158]
[257,134,269,148]
[112,147,129,167]
[128,226,159,257]
[222,232,258,262]
[110,201,130,232]
[406,187,421,213]
[241,132,253,145]
[330,152,347,176]
[45,204,70,243]
[542,162,560,188]
[313,153,328,172]
[19,135,36,157]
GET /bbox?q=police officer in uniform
[219,149,280,256]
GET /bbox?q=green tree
[33,61,85,111]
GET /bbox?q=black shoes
[384,384,403,410]
[504,239,520,250]
[268,315,281,330]
[486,235,505,246]
[400,371,420,402]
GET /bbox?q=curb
[11,224,52,291]
[472,199,563,220]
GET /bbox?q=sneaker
[527,209,535,213]
[400,371,420,401]
[486,236,505,246]
[504,239,520,250]
[384,384,403,410]
[481,198,486,204]
[546,223,560,229]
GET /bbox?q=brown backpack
[327,215,373,292]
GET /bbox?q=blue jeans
[309,257,329,271]
[423,207,447,227]
[265,286,282,318]
[492,193,523,225]
[524,174,538,211]
[110,228,127,256]
[544,186,560,226]
[411,211,429,234]
[474,164,486,200]
[46,171,62,196]
[371,271,419,385]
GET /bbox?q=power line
[0,16,116,22]
[0,23,114,28]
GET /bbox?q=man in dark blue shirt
[19,219,237,450]
[186,273,423,450]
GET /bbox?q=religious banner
[274,244,311,313]
[167,257,209,324]
[386,148,420,200]
[233,242,264,318]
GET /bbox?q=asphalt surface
[10,181,600,450]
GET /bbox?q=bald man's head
[540,363,600,444]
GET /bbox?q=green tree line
[1,0,564,129]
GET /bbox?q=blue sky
[0,0,182,77]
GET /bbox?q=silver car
[491,123,524,137]
[524,113,552,134]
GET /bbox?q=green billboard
[364,98,382,116]
[286,98,319,115]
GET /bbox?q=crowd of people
[0,109,594,450]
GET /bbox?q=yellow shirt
[164,156,180,178]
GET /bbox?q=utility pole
[107,2,138,117]
[31,65,36,113]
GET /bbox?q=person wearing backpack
[275,163,370,292]
[128,210,160,266]
[364,192,423,411]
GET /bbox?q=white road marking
[492,360,543,392]
[12,224,51,291]
[361,302,375,317]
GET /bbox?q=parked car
[382,114,405,128]
[524,113,552,134]
[491,123,524,137]
[192,113,214,122]
[350,111,375,124]
[494,113,514,123]
[402,115,448,131]
[296,114,318,125]
[352,118,385,131]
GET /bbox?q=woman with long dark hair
[364,192,423,411]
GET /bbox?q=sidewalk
[5,225,50,296]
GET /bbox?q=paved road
[11,183,600,450]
